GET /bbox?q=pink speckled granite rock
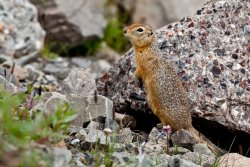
[97,0,250,133]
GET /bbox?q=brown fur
[124,23,225,155]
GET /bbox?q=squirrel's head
[123,24,155,49]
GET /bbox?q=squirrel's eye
[137,28,144,32]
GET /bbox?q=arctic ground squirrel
[123,23,225,155]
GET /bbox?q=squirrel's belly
[144,76,192,130]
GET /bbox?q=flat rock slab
[97,0,250,134]
[70,95,113,126]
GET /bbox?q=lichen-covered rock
[97,0,250,133]
[0,0,45,58]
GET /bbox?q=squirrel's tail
[188,127,225,156]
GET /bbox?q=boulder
[115,128,133,144]
[53,147,72,167]
[69,95,113,127]
[97,0,250,134]
[171,129,197,150]
[86,121,102,130]
[181,152,215,167]
[218,153,250,167]
[30,0,107,44]
[43,63,70,80]
[0,0,45,58]
[118,0,208,28]
[62,68,96,97]
[85,129,106,145]
[144,127,166,154]
[31,92,68,115]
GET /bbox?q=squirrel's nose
[123,27,127,34]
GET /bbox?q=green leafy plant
[40,43,58,60]
[103,0,131,53]
[174,145,179,155]
[103,18,129,53]
[0,88,76,166]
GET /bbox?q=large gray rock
[193,143,214,157]
[71,58,113,79]
[53,147,72,167]
[30,0,107,44]
[118,0,208,28]
[171,129,197,150]
[144,128,167,154]
[85,129,106,145]
[70,95,113,126]
[97,0,250,134]
[218,153,250,167]
[182,152,215,167]
[31,92,68,115]
[0,0,45,58]
[62,68,96,97]
[43,63,70,80]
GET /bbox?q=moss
[0,87,76,166]
[103,19,129,53]
[41,1,132,56]
[42,38,102,57]
[66,38,102,56]
[40,43,58,60]
[103,2,131,53]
